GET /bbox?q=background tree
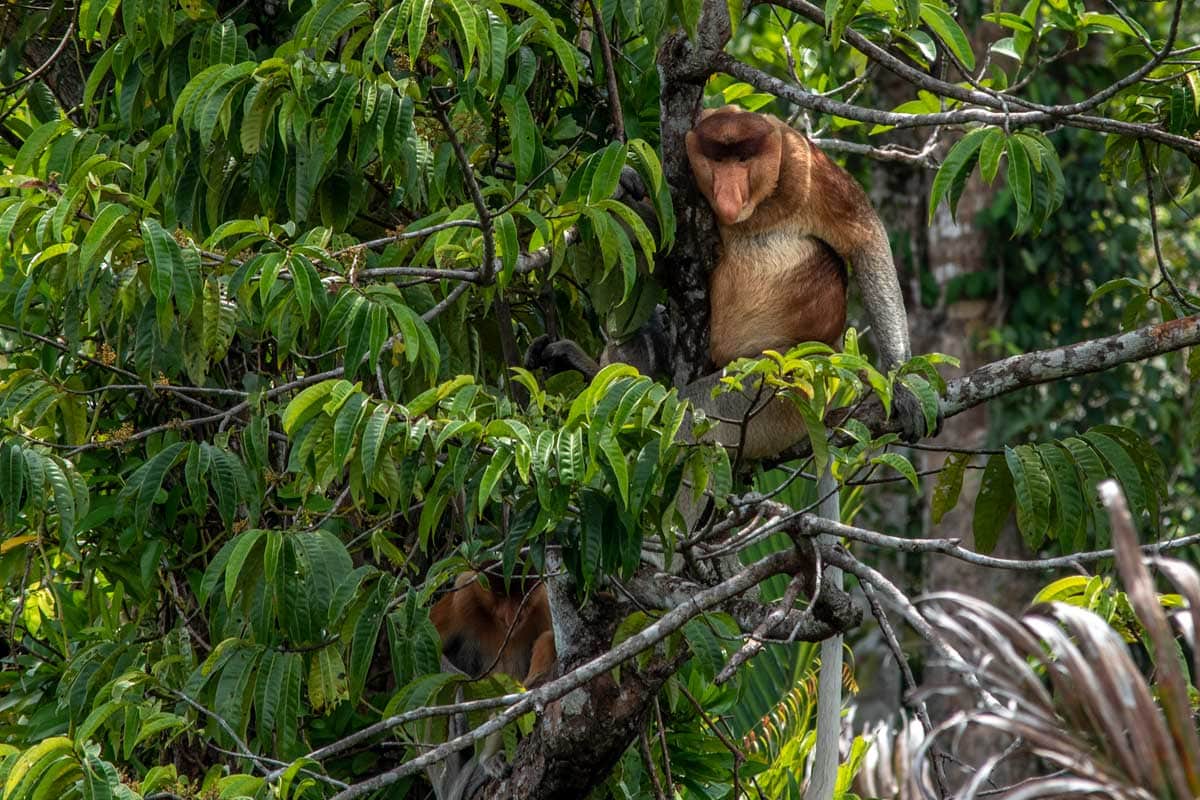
[1,0,1198,797]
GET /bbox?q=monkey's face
[686,108,783,227]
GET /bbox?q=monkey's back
[708,231,847,367]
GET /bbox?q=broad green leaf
[873,452,919,492]
[978,128,1006,184]
[920,3,975,71]
[119,442,187,527]
[928,128,988,223]
[80,203,133,272]
[931,452,968,524]
[588,142,627,205]
[1082,430,1148,526]
[1039,442,1086,552]
[1005,444,1051,550]
[1006,137,1033,233]
[283,380,339,434]
[973,453,1014,553]
[478,444,514,510]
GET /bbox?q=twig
[639,728,669,800]
[588,0,626,142]
[0,20,76,96]
[653,697,674,794]
[1138,140,1199,312]
[862,583,950,799]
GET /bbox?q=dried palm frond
[850,711,930,800]
[910,481,1200,799]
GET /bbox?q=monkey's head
[685,107,783,227]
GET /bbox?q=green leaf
[931,452,969,524]
[579,489,604,588]
[494,212,519,287]
[1082,430,1147,527]
[13,119,70,175]
[1038,442,1086,552]
[224,529,266,606]
[42,456,81,540]
[361,403,392,477]
[872,452,919,492]
[972,453,1014,553]
[1,443,28,528]
[928,128,988,223]
[920,3,975,71]
[332,391,368,467]
[283,380,338,434]
[598,433,630,507]
[558,428,586,485]
[1093,424,1165,533]
[119,443,187,527]
[408,0,436,61]
[309,642,348,714]
[682,618,724,681]
[81,203,134,273]
[478,443,514,510]
[1006,136,1033,234]
[978,128,1006,184]
[141,219,183,310]
[349,582,388,703]
[1005,444,1051,550]
[899,374,939,435]
[587,142,627,205]
[828,0,865,47]
[503,90,537,183]
[1061,436,1113,547]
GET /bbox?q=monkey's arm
[525,303,672,382]
[803,146,940,441]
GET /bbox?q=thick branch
[623,568,856,642]
[656,0,733,384]
[329,547,844,800]
[940,314,1200,418]
[780,314,1200,459]
[714,54,1200,159]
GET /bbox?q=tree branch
[329,546,849,800]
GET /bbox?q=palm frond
[910,482,1200,799]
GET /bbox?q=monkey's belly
[708,235,847,367]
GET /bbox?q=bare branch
[714,52,1200,158]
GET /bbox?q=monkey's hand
[525,335,603,381]
[892,382,943,443]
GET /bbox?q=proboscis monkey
[425,571,556,800]
[532,106,934,459]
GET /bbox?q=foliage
[1,0,1197,795]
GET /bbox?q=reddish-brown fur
[686,107,885,368]
[430,571,556,687]
[680,106,906,459]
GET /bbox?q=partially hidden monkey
[533,105,934,457]
[425,570,556,800]
[429,570,556,688]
